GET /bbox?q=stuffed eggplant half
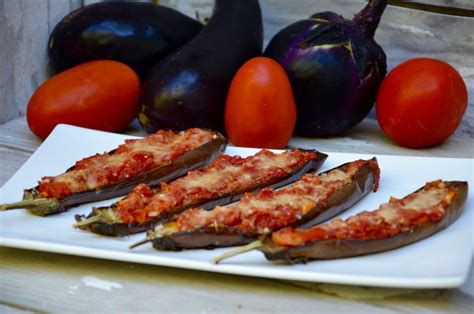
[0,129,226,216]
[214,180,467,264]
[74,149,328,236]
[131,158,380,250]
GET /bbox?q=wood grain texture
[290,119,474,158]
[0,247,473,313]
[0,146,31,186]
[0,0,82,124]
[398,0,474,11]
[0,117,41,153]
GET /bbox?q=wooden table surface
[0,117,473,313]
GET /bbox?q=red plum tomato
[27,60,141,140]
[224,57,297,149]
[376,58,467,148]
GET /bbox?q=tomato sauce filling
[272,180,454,247]
[38,128,216,199]
[116,149,318,225]
[174,159,379,234]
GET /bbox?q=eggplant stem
[353,0,388,37]
[129,223,178,249]
[129,236,154,250]
[129,225,162,249]
[212,240,263,264]
[74,207,122,229]
[0,198,58,211]
[73,215,102,228]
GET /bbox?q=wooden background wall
[0,0,472,137]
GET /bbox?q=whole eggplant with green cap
[264,0,388,137]
[139,0,263,133]
[48,2,203,79]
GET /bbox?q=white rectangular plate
[1,124,472,288]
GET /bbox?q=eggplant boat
[0,129,226,216]
[74,149,327,236]
[214,180,468,264]
[131,158,380,250]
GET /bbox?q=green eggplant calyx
[74,207,122,228]
[0,198,61,216]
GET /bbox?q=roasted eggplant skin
[291,158,378,228]
[155,227,259,251]
[151,158,379,251]
[24,131,227,216]
[48,2,203,79]
[79,150,328,237]
[260,181,468,264]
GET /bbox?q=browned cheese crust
[28,130,227,216]
[152,158,379,251]
[260,181,468,263]
[83,150,327,236]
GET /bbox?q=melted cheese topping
[272,180,453,246]
[38,129,216,199]
[175,159,379,234]
[116,149,318,225]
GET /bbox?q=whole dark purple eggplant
[139,0,263,134]
[265,0,388,137]
[48,2,203,79]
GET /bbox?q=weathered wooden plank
[0,146,31,187]
[0,304,35,314]
[0,0,82,124]
[0,247,382,313]
[0,117,41,153]
[160,0,213,21]
[395,0,474,12]
[0,116,147,155]
[1,247,473,313]
[290,119,474,158]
